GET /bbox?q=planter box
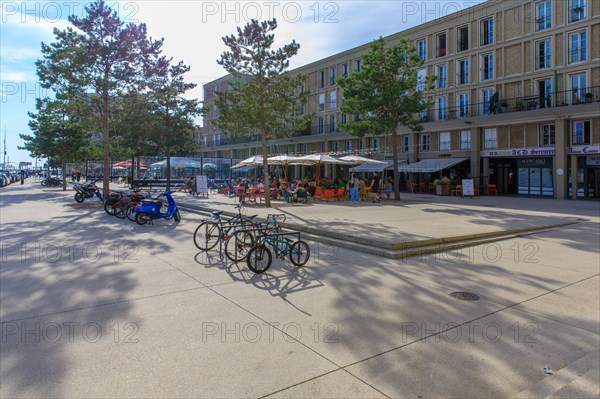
[436,184,450,195]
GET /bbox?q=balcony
[419,86,600,122]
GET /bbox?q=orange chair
[322,189,335,201]
[314,187,323,201]
[487,184,498,196]
[335,188,346,201]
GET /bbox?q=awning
[350,161,398,173]
[397,158,467,173]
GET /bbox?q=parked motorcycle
[71,180,102,203]
[134,190,180,225]
[41,177,62,187]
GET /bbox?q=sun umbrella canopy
[231,156,264,169]
[113,160,150,169]
[339,156,388,165]
[290,154,352,165]
[267,155,301,164]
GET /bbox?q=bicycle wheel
[289,240,310,267]
[104,200,117,216]
[193,221,221,251]
[225,230,255,262]
[246,245,272,273]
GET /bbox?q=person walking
[370,172,381,203]
[349,172,359,201]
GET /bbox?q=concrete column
[554,118,569,200]
[571,154,578,200]
[410,132,419,163]
[482,157,490,187]
[470,127,480,186]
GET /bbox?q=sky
[1,0,487,166]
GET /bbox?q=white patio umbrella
[230,156,264,169]
[267,155,301,179]
[290,154,352,180]
[339,155,388,165]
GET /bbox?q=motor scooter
[71,180,102,203]
[134,190,181,225]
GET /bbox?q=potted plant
[585,92,593,103]
[434,177,451,195]
[514,101,525,111]
[500,100,508,113]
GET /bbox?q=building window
[417,68,427,92]
[536,0,552,31]
[402,136,409,153]
[421,134,431,152]
[568,31,587,63]
[330,67,336,85]
[417,38,427,61]
[436,32,447,57]
[480,53,494,80]
[342,63,348,77]
[483,128,497,149]
[355,59,362,72]
[460,130,471,150]
[569,0,587,22]
[480,17,494,46]
[536,39,552,69]
[329,114,336,133]
[345,140,352,151]
[329,91,337,109]
[318,117,324,134]
[319,70,325,88]
[332,142,339,152]
[457,25,468,52]
[372,138,379,149]
[570,72,587,104]
[439,132,451,151]
[341,113,348,124]
[318,93,325,111]
[457,59,469,85]
[437,64,447,89]
[572,120,591,144]
[482,88,495,115]
[539,124,555,146]
[438,97,447,121]
[538,78,553,108]
[458,92,470,118]
[358,140,363,150]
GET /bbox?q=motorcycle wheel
[126,206,136,222]
[136,212,152,225]
[115,206,127,219]
[104,200,117,216]
[41,179,47,186]
[74,192,85,203]
[174,209,181,223]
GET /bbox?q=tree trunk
[62,159,67,191]
[166,149,171,191]
[262,131,271,208]
[102,85,110,200]
[391,124,401,201]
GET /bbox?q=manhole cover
[449,291,480,301]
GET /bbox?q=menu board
[462,179,474,196]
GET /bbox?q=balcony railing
[419,86,599,122]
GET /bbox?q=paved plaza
[1,180,599,398]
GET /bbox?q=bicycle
[224,214,286,262]
[246,231,310,274]
[192,201,256,251]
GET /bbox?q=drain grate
[449,291,480,301]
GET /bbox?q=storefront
[568,146,600,199]
[482,148,555,197]
[516,158,554,196]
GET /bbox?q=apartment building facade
[201,0,600,199]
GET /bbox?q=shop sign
[481,147,556,157]
[568,145,600,155]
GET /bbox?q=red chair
[487,184,498,196]
[314,187,323,201]
[335,188,346,201]
[322,189,335,201]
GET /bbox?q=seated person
[382,180,393,199]
[270,186,279,200]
